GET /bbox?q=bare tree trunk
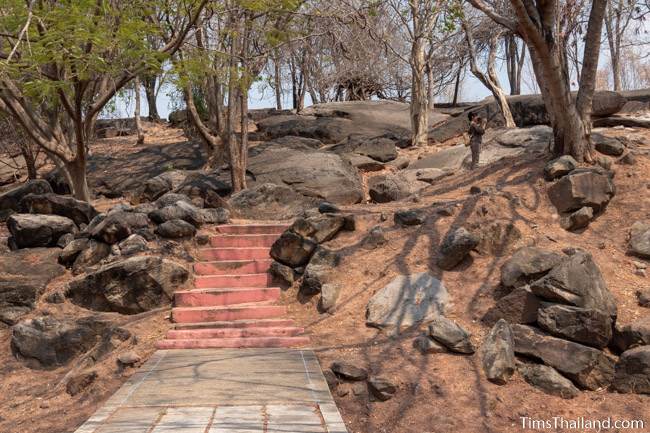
[20,147,37,179]
[426,64,435,109]
[274,50,282,110]
[410,38,428,147]
[505,35,525,95]
[134,76,145,144]
[463,23,516,128]
[143,76,160,122]
[65,156,91,202]
[452,69,461,106]
[184,84,222,168]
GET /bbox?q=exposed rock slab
[537,304,612,348]
[366,272,448,329]
[7,213,77,249]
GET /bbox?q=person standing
[467,112,486,169]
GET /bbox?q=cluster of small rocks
[479,246,650,397]
[325,361,397,402]
[268,207,354,313]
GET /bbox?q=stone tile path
[74,344,347,431]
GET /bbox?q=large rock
[537,304,612,349]
[544,156,577,181]
[366,272,448,329]
[547,168,615,214]
[19,193,98,226]
[0,179,53,220]
[482,287,542,325]
[149,201,203,227]
[155,219,197,238]
[270,231,317,267]
[247,147,363,205]
[518,363,580,399]
[613,346,650,394]
[593,133,625,156]
[0,248,65,325]
[500,247,562,289]
[249,136,323,157]
[290,215,346,243]
[428,316,475,354]
[629,221,650,259]
[409,145,469,171]
[368,173,428,203]
[529,250,617,317]
[331,361,368,381]
[256,114,352,143]
[481,319,516,384]
[495,126,552,148]
[10,316,112,369]
[611,317,650,352]
[89,211,150,244]
[59,238,89,267]
[470,219,521,257]
[65,256,189,314]
[7,213,77,249]
[511,324,615,390]
[154,192,194,208]
[229,183,319,220]
[71,239,111,274]
[436,227,479,270]
[174,172,232,206]
[560,206,594,231]
[328,134,398,162]
[136,171,187,202]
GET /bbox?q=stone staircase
[157,223,310,349]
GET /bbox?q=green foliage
[0,0,170,102]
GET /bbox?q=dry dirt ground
[1,122,649,433]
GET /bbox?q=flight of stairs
[157,223,310,349]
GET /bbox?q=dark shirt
[469,122,485,147]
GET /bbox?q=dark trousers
[470,141,481,169]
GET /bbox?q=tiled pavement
[73,349,348,433]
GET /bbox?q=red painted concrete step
[156,336,310,350]
[197,247,271,261]
[172,305,286,323]
[194,260,272,276]
[216,224,289,235]
[173,318,296,330]
[194,273,271,289]
[165,326,304,340]
[174,287,280,307]
[210,234,278,248]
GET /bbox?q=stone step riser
[166,327,304,340]
[174,288,280,307]
[197,248,271,261]
[194,274,272,289]
[193,260,273,276]
[210,234,278,248]
[216,224,290,235]
[173,319,296,330]
[156,336,310,349]
[172,305,286,323]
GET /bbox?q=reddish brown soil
[1,123,649,433]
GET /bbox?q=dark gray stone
[89,211,150,244]
[394,210,426,226]
[149,201,203,227]
[593,133,625,156]
[368,378,397,401]
[437,228,479,270]
[331,361,368,381]
[0,180,53,220]
[511,324,615,390]
[269,261,295,285]
[482,287,542,325]
[613,346,650,394]
[155,219,197,238]
[629,221,650,259]
[560,206,594,231]
[65,256,189,314]
[270,231,317,267]
[518,363,580,399]
[19,193,97,226]
[66,371,98,396]
[154,192,194,208]
[229,183,320,220]
[318,283,341,313]
[529,250,617,317]
[71,239,111,274]
[481,319,515,384]
[118,234,148,256]
[413,335,448,354]
[611,318,650,352]
[428,316,475,354]
[59,238,89,267]
[548,168,615,214]
[290,215,346,243]
[500,247,562,289]
[537,304,612,348]
[199,207,230,225]
[544,155,578,181]
[7,214,77,248]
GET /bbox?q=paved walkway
[74,348,348,433]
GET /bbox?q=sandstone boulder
[89,211,150,244]
[548,168,615,214]
[481,319,516,384]
[229,183,319,220]
[437,227,479,270]
[19,193,98,226]
[270,231,317,267]
[500,247,562,289]
[7,214,77,249]
[428,316,475,354]
[613,346,650,394]
[537,304,612,348]
[518,363,580,399]
[0,179,53,220]
[629,221,650,259]
[366,272,448,329]
[65,256,188,314]
[544,156,577,181]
